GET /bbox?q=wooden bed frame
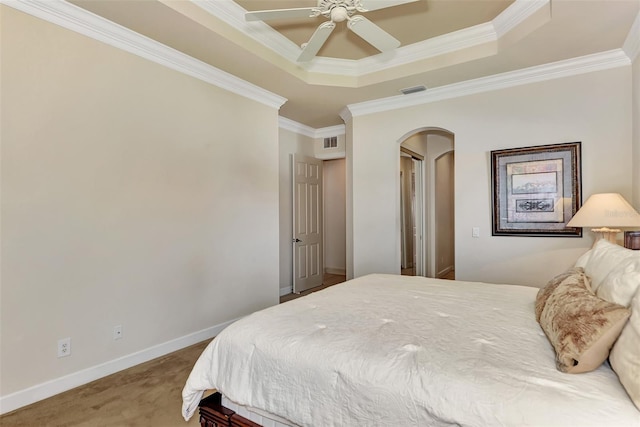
[199,392,262,427]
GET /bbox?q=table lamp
[567,193,640,243]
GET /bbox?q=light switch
[472,227,480,238]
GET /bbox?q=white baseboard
[0,318,238,415]
[325,268,346,275]
[280,286,292,297]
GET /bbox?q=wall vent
[400,85,427,95]
[323,136,338,148]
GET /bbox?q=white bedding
[182,274,640,426]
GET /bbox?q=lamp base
[591,227,621,244]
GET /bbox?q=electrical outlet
[472,227,480,238]
[113,325,123,340]
[57,337,71,358]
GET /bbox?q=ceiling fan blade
[297,21,336,62]
[347,15,400,52]
[359,0,419,12]
[245,7,317,22]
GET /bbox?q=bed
[182,239,640,426]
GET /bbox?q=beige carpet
[0,340,210,426]
[0,274,367,426]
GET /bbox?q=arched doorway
[399,128,455,278]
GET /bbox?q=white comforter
[182,274,640,426]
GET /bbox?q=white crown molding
[623,11,640,62]
[279,116,345,138]
[354,22,497,75]
[346,49,631,117]
[194,0,544,79]
[339,107,353,123]
[0,317,238,414]
[193,0,302,62]
[279,117,317,138]
[305,21,498,76]
[492,0,549,37]
[315,124,346,138]
[1,0,287,109]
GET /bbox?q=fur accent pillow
[535,267,585,322]
[538,270,630,373]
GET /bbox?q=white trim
[346,49,631,117]
[1,0,287,109]
[339,107,353,123]
[279,117,346,139]
[278,117,317,138]
[623,11,640,62]
[193,0,549,78]
[314,124,346,139]
[315,151,346,160]
[0,318,238,415]
[492,0,549,37]
[193,0,302,63]
[280,286,293,297]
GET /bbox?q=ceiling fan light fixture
[245,0,418,62]
[330,6,350,22]
[400,85,427,95]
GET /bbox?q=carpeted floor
[0,340,210,426]
[1,275,348,426]
[1,273,457,426]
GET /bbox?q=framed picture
[491,142,582,237]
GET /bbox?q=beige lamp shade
[567,193,640,242]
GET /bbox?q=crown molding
[492,0,548,37]
[315,124,346,138]
[193,0,301,62]
[279,117,317,138]
[1,0,287,109]
[195,0,545,79]
[279,117,345,138]
[353,22,498,75]
[346,49,631,117]
[623,11,640,62]
[339,107,353,123]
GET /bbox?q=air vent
[323,136,338,148]
[400,85,427,95]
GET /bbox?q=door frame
[400,146,424,276]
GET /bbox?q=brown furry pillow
[535,267,585,322]
[538,269,630,373]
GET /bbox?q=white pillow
[577,239,638,294]
[609,287,640,410]
[597,258,640,307]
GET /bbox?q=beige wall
[347,66,633,287]
[323,159,346,274]
[1,6,279,400]
[633,54,640,208]
[434,151,455,277]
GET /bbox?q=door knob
[293,238,302,242]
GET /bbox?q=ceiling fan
[245,0,418,62]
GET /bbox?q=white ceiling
[68,0,640,129]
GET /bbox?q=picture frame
[491,142,582,237]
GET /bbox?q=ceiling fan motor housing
[318,0,363,22]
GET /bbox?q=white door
[293,155,323,293]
